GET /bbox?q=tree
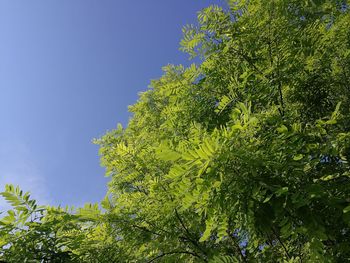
[2,0,350,262]
[96,1,350,261]
[0,185,124,262]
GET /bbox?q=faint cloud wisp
[0,140,50,212]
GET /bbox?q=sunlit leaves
[98,0,350,260]
[0,185,124,262]
[2,0,350,261]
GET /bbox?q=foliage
[1,0,350,262]
[0,185,123,262]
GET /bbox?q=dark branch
[271,227,291,259]
[174,209,208,258]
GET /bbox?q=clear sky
[0,0,226,210]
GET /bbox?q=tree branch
[271,227,291,260]
[174,209,208,260]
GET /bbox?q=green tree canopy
[1,0,350,262]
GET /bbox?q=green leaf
[263,194,273,203]
[200,217,215,242]
[343,205,350,214]
[293,154,304,161]
[275,187,289,197]
[277,125,288,133]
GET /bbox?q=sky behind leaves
[0,0,225,210]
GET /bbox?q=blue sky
[0,0,225,210]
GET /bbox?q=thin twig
[174,209,208,258]
[227,230,247,262]
[271,227,291,259]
